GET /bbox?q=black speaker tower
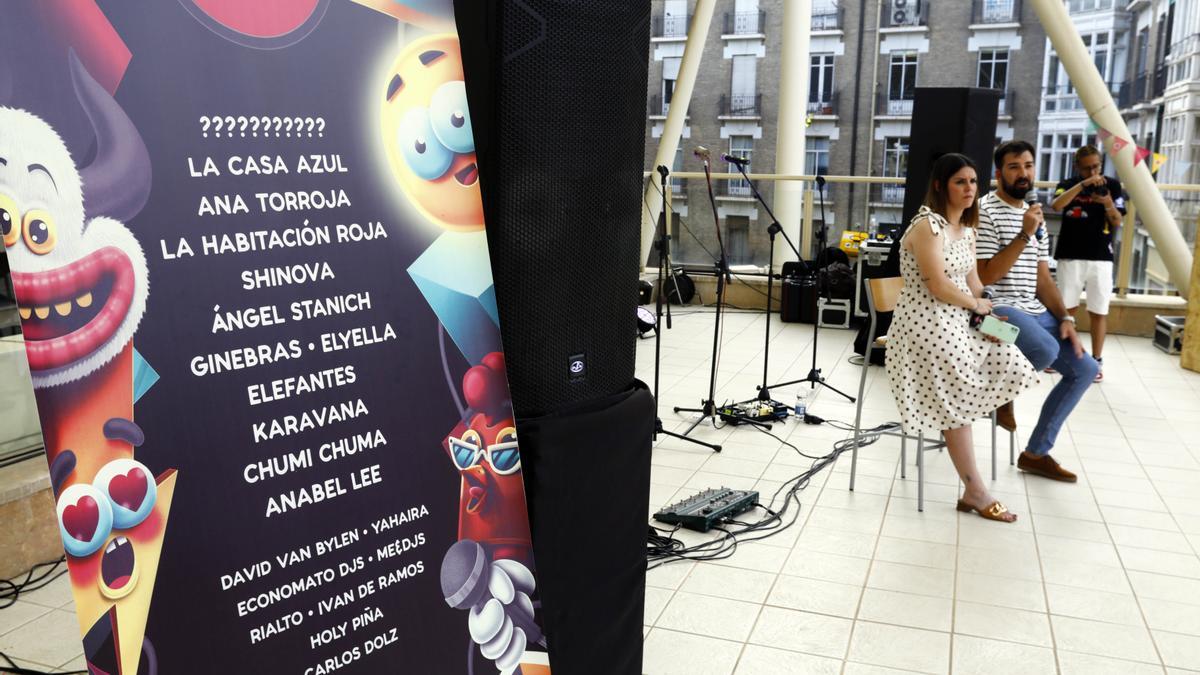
[455,4,654,675]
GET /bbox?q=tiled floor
[639,306,1200,675]
[3,307,1198,674]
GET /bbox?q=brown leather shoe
[1017,452,1077,483]
[996,401,1016,432]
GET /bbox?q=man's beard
[1001,176,1032,199]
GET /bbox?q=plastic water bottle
[795,389,810,418]
[868,215,879,239]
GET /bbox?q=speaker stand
[651,166,721,453]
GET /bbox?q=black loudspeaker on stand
[456,3,654,674]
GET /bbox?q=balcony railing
[723,180,753,197]
[881,0,928,28]
[871,183,907,204]
[812,2,843,30]
[1066,0,1114,13]
[807,90,839,115]
[719,93,763,117]
[879,96,914,116]
[972,0,1021,24]
[997,89,1015,116]
[1042,82,1123,112]
[723,10,766,35]
[652,14,689,38]
[670,178,688,195]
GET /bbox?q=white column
[1029,0,1193,291]
[772,0,812,269]
[640,0,718,269]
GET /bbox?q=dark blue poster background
[2,1,549,673]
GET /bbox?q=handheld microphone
[693,145,711,161]
[1024,192,1046,242]
[720,153,750,166]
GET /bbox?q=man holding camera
[1050,145,1125,382]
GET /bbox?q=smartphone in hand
[979,315,1020,344]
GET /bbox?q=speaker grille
[470,1,651,417]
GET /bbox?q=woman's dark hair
[923,153,979,228]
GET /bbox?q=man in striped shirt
[976,140,1099,483]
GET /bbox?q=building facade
[643,0,1047,269]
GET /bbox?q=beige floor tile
[842,663,927,675]
[1118,545,1200,579]
[708,541,789,574]
[747,606,853,660]
[879,514,957,545]
[846,621,950,674]
[951,634,1056,675]
[1029,513,1112,542]
[0,600,52,637]
[1141,597,1200,637]
[679,565,777,605]
[955,571,1047,612]
[655,592,763,642]
[1154,630,1200,670]
[766,575,862,619]
[645,587,674,626]
[642,628,743,675]
[857,588,951,632]
[867,560,955,599]
[1128,570,1200,606]
[794,525,879,559]
[1051,614,1160,664]
[781,549,871,587]
[953,600,1053,648]
[1045,583,1145,626]
[732,644,842,675]
[1040,557,1133,594]
[1056,652,1168,675]
[872,536,957,571]
[956,545,1042,582]
[646,561,695,590]
[0,609,82,670]
[1036,534,1124,568]
[1108,523,1195,554]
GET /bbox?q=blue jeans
[995,306,1099,456]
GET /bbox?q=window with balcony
[806,138,830,176]
[661,57,680,116]
[881,137,909,203]
[729,54,758,116]
[726,136,754,196]
[977,49,1009,113]
[661,0,688,38]
[729,0,762,35]
[809,54,835,114]
[975,0,1018,24]
[888,53,918,115]
[1066,0,1114,13]
[726,215,751,264]
[812,0,841,30]
[671,147,686,195]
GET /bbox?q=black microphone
[720,153,749,166]
[693,145,711,161]
[970,289,993,329]
[1024,193,1046,242]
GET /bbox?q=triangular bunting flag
[1133,145,1152,166]
[1110,136,1128,152]
[1085,118,1099,133]
[1097,127,1112,141]
[1150,153,1168,174]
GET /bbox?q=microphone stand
[650,165,721,452]
[762,174,855,403]
[674,158,771,441]
[725,160,809,406]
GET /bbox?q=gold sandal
[956,499,1017,523]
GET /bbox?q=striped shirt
[976,192,1049,314]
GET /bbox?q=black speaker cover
[455,1,651,418]
[901,87,1002,228]
[887,87,1001,276]
[517,384,654,675]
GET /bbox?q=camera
[1081,183,1109,197]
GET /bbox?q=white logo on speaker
[570,361,584,373]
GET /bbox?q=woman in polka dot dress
[885,153,1038,523]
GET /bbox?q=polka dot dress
[885,206,1038,435]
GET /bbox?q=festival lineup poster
[2,1,551,673]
